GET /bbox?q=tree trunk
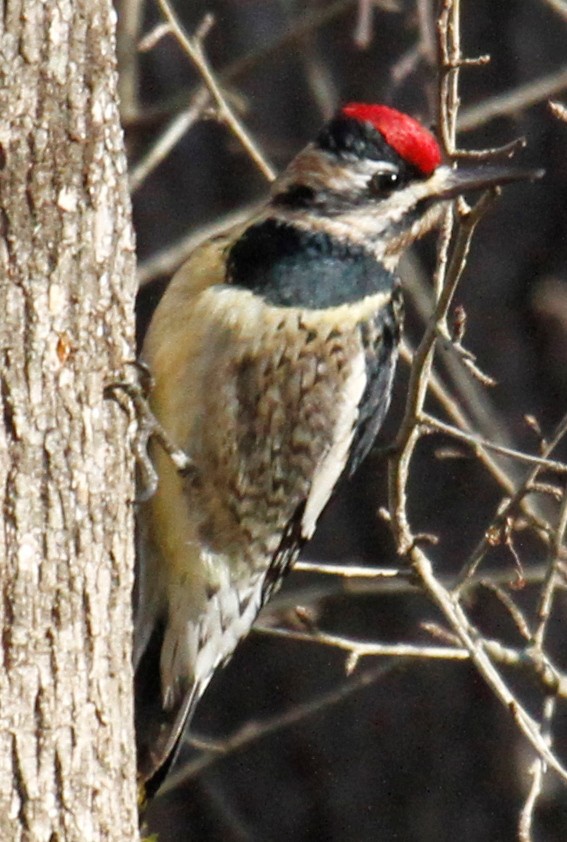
[0,1,138,838]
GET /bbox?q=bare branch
[130,94,209,192]
[420,413,567,476]
[160,662,397,793]
[532,478,567,650]
[116,0,145,122]
[455,412,567,589]
[518,696,556,842]
[155,4,276,181]
[459,65,567,131]
[354,0,401,48]
[138,22,173,53]
[255,619,567,699]
[408,543,567,783]
[255,622,472,664]
[390,192,498,554]
[436,0,462,155]
[293,560,407,579]
[478,580,532,640]
[386,0,567,794]
[131,0,403,192]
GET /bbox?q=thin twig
[138,22,174,53]
[390,192,498,554]
[254,615,567,700]
[478,579,532,640]
[413,544,567,782]
[420,413,567,476]
[130,0,400,191]
[296,30,337,120]
[417,0,438,67]
[401,253,518,447]
[116,0,145,122]
[454,412,567,590]
[398,337,551,544]
[518,695,556,842]
[459,65,567,131]
[159,661,397,793]
[258,560,557,622]
[130,93,209,192]
[255,623,472,664]
[437,0,462,155]
[293,560,407,579]
[155,3,276,181]
[353,0,375,49]
[533,476,567,650]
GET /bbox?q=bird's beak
[381,162,544,259]
[431,163,545,201]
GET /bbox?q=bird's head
[271,103,542,266]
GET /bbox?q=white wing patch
[301,349,367,538]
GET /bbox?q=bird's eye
[369,170,400,196]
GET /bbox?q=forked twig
[155,3,276,181]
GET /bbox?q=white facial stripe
[314,157,402,195]
[276,144,405,196]
[276,165,452,261]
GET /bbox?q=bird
[134,102,538,793]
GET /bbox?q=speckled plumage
[135,223,401,781]
[135,103,502,793]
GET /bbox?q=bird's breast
[175,284,398,569]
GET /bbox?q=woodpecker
[134,103,538,791]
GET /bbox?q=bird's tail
[135,614,204,799]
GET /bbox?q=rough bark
[0,1,138,839]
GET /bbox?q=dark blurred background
[122,1,567,838]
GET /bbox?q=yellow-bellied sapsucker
[134,103,537,792]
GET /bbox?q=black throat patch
[226,219,396,309]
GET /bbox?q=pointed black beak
[433,163,545,200]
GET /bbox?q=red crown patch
[341,103,442,176]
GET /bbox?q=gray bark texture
[0,1,138,839]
